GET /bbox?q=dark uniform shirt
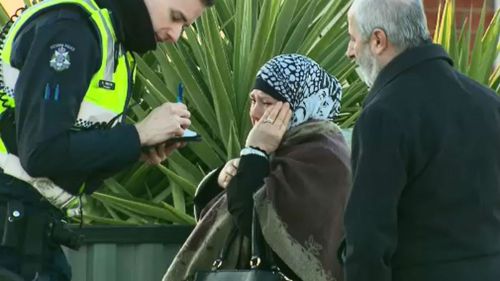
[0,0,156,195]
[0,0,156,279]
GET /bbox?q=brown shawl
[163,121,351,281]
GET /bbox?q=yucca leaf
[156,165,197,197]
[201,19,236,146]
[478,10,499,85]
[188,141,224,168]
[273,0,298,54]
[103,203,122,220]
[102,178,133,199]
[161,43,218,127]
[469,1,488,84]
[121,163,151,192]
[104,203,151,225]
[92,192,194,224]
[490,64,500,91]
[233,0,255,107]
[226,121,242,160]
[82,214,137,225]
[168,151,204,182]
[159,201,196,224]
[0,4,10,25]
[172,183,186,214]
[152,185,172,203]
[283,1,315,54]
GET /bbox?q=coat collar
[364,42,453,106]
[95,0,156,54]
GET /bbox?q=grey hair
[350,0,431,51]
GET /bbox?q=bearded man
[343,0,500,280]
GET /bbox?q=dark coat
[344,43,500,281]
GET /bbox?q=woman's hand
[218,158,240,189]
[245,102,293,154]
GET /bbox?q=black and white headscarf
[254,54,342,127]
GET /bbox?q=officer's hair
[350,0,431,51]
[200,0,215,7]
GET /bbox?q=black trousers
[0,174,71,281]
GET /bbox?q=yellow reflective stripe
[1,0,101,63]
[1,0,128,118]
[0,96,15,113]
[0,139,6,154]
[83,52,128,114]
[89,9,115,83]
[0,0,130,207]
[0,96,15,109]
[0,100,13,154]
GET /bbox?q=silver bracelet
[240,147,268,159]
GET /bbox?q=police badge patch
[49,44,74,72]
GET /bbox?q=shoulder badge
[50,46,71,72]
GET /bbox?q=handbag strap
[211,208,284,271]
[211,226,238,270]
[250,208,266,269]
[251,208,293,280]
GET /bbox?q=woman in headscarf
[163,54,351,281]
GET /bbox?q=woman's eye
[171,11,183,22]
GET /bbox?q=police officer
[0,0,214,280]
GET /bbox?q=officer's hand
[140,142,184,165]
[135,102,191,146]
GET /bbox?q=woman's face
[249,90,280,126]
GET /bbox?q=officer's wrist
[134,122,149,146]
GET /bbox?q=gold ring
[263,118,274,124]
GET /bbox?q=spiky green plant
[87,0,498,225]
[433,0,500,91]
[0,0,498,224]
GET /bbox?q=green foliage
[0,0,498,224]
[0,5,9,25]
[434,0,500,91]
[85,0,363,225]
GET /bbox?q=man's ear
[370,28,389,55]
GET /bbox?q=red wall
[424,0,496,36]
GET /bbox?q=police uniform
[0,0,157,279]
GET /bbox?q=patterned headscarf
[254,54,342,127]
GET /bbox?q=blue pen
[176,83,184,103]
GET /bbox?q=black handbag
[193,209,292,281]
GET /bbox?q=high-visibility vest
[0,0,135,215]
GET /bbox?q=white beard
[355,44,381,88]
